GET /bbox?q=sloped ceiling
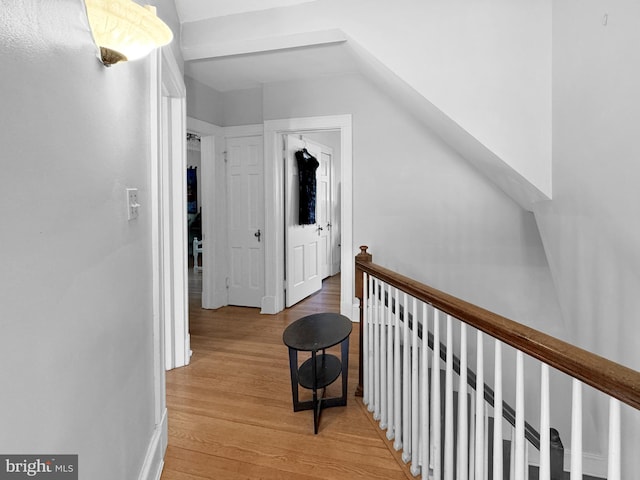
[175,2,551,211]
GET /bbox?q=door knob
[254,229,261,242]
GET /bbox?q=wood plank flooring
[161,272,408,480]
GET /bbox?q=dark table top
[283,313,352,352]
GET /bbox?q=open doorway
[185,117,223,311]
[186,132,202,273]
[283,131,342,307]
[263,115,354,319]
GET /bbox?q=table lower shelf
[297,353,341,390]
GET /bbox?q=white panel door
[315,147,333,280]
[227,136,264,307]
[285,135,322,307]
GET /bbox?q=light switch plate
[126,188,140,220]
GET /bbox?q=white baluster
[515,351,525,480]
[475,331,484,480]
[380,282,388,430]
[421,303,431,480]
[444,315,454,480]
[393,287,402,451]
[367,275,375,412]
[411,297,421,476]
[468,389,476,480]
[386,286,395,439]
[432,309,442,480]
[484,412,490,480]
[402,292,412,463]
[458,323,469,480]
[607,398,621,480]
[362,272,369,405]
[539,363,550,480]
[373,278,381,420]
[570,379,582,480]
[509,427,516,480]
[493,341,503,480]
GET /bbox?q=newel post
[355,245,372,397]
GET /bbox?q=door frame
[157,47,190,372]
[186,117,223,310]
[144,45,186,479]
[263,115,354,319]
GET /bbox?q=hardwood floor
[161,272,408,480]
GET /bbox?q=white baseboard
[185,334,192,364]
[202,289,228,310]
[261,295,278,314]
[138,408,168,480]
[348,301,360,322]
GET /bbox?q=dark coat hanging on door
[295,148,320,225]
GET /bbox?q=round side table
[283,313,352,434]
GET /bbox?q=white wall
[221,87,263,126]
[0,2,172,478]
[185,75,223,126]
[534,1,640,473]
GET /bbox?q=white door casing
[263,115,354,318]
[146,45,187,479]
[186,117,224,310]
[285,135,322,307]
[151,47,190,374]
[226,135,265,307]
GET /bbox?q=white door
[285,135,322,307]
[227,136,264,307]
[315,146,333,280]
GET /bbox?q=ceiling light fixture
[84,0,173,67]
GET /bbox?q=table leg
[288,347,300,410]
[341,337,350,402]
[312,350,319,434]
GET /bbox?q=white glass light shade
[85,0,173,65]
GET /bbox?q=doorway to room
[283,131,342,308]
[263,114,354,319]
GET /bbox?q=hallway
[160,274,408,479]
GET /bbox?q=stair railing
[355,246,640,480]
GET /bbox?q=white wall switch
[126,188,140,220]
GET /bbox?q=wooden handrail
[355,247,640,411]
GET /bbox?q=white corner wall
[0,2,164,478]
[534,2,640,474]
